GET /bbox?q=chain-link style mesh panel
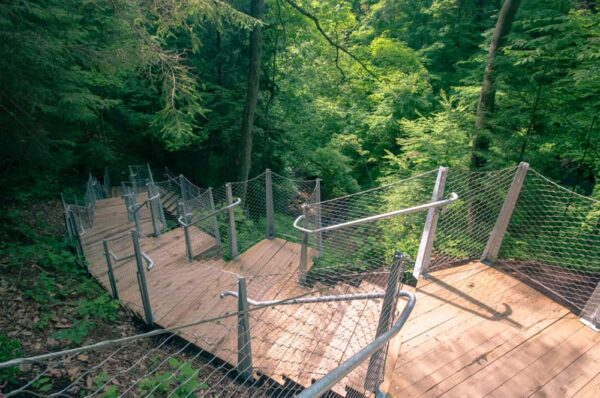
[180,188,221,244]
[3,262,413,398]
[430,167,518,270]
[180,175,205,201]
[230,173,268,254]
[302,170,438,286]
[0,318,267,398]
[497,170,600,314]
[271,172,317,242]
[129,164,153,194]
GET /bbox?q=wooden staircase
[81,192,392,397]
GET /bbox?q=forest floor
[0,201,255,397]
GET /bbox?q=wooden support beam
[482,162,529,263]
[413,166,448,278]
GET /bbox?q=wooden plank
[487,325,600,397]
[415,261,488,291]
[390,273,569,397]
[394,278,536,379]
[409,310,569,398]
[531,341,600,398]
[439,314,581,397]
[572,370,600,398]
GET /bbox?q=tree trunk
[471,0,522,170]
[239,0,264,182]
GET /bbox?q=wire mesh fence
[1,262,412,398]
[430,167,518,270]
[496,169,600,314]
[16,163,599,398]
[302,170,439,286]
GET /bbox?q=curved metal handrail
[293,192,459,234]
[297,291,416,397]
[220,290,410,309]
[128,192,160,215]
[109,250,154,270]
[177,197,242,228]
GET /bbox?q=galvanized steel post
[179,202,193,261]
[60,193,72,237]
[315,178,323,256]
[298,204,309,285]
[226,183,239,259]
[146,163,154,183]
[265,169,275,239]
[68,212,84,265]
[147,182,161,237]
[208,187,222,249]
[102,240,119,300]
[364,251,405,393]
[103,167,110,198]
[236,277,253,381]
[179,174,186,201]
[132,229,153,325]
[129,165,137,193]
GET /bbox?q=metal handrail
[128,192,160,215]
[109,250,154,270]
[293,192,459,234]
[177,197,242,228]
[297,291,416,397]
[220,290,406,308]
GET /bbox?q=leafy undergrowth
[0,201,255,397]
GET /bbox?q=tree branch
[282,0,380,82]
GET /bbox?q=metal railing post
[179,202,193,261]
[146,163,154,183]
[132,199,142,234]
[482,162,529,262]
[68,212,84,265]
[179,174,187,201]
[315,178,323,256]
[129,166,137,194]
[102,240,119,300]
[104,167,110,198]
[413,166,448,278]
[132,229,153,325]
[208,188,222,249]
[60,193,72,237]
[580,282,600,331]
[147,182,161,237]
[236,277,253,381]
[364,251,405,393]
[265,169,275,239]
[298,204,309,285]
[88,173,97,204]
[226,183,239,259]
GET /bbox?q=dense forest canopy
[0,0,598,200]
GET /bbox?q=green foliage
[93,373,119,398]
[0,335,22,384]
[32,377,53,393]
[51,319,95,345]
[138,358,208,398]
[77,296,120,322]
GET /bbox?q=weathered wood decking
[386,262,600,397]
[81,195,599,397]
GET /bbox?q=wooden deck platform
[386,262,600,397]
[81,196,599,397]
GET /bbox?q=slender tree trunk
[240,0,264,182]
[518,82,543,162]
[471,0,522,170]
